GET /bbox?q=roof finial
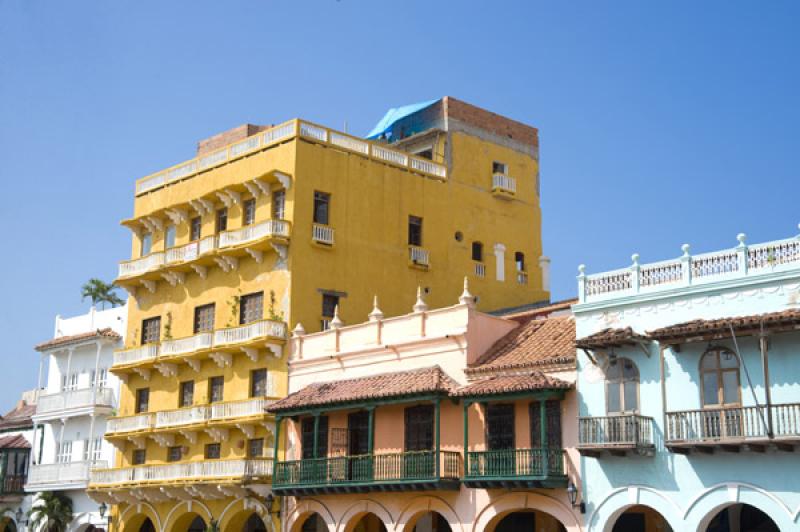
[292,323,306,337]
[368,295,384,322]
[330,305,344,329]
[413,286,429,313]
[458,277,475,307]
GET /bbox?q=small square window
[239,292,264,325]
[141,317,161,345]
[167,446,182,463]
[132,449,146,465]
[205,443,221,459]
[194,304,215,333]
[492,161,507,175]
[321,294,339,319]
[243,198,256,226]
[248,438,264,458]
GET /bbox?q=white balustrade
[210,398,271,420]
[166,241,199,264]
[263,122,296,144]
[160,332,213,356]
[748,238,800,270]
[371,144,408,166]
[409,246,430,266]
[474,262,486,278]
[27,460,107,487]
[198,148,228,170]
[585,268,632,297]
[136,173,166,195]
[492,173,517,193]
[107,413,154,434]
[299,122,328,142]
[640,259,683,288]
[90,459,272,486]
[199,235,217,255]
[218,220,290,248]
[312,224,335,245]
[166,161,197,182]
[118,252,165,278]
[411,157,446,177]
[691,251,739,279]
[113,344,159,366]
[155,406,209,428]
[330,132,369,154]
[229,136,260,158]
[89,466,134,485]
[516,270,529,285]
[214,320,287,346]
[36,387,115,415]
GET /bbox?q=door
[485,404,515,476]
[404,405,434,479]
[348,411,370,481]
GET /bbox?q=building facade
[27,305,127,532]
[0,393,37,532]
[269,285,583,532]
[90,98,549,532]
[573,228,800,531]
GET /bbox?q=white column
[64,348,74,390]
[87,413,97,465]
[92,341,102,403]
[494,243,506,282]
[57,418,67,463]
[539,255,551,292]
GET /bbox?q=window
[486,404,515,450]
[194,304,215,333]
[141,317,161,345]
[56,441,72,463]
[248,438,265,458]
[132,449,146,465]
[190,216,202,241]
[239,292,264,324]
[606,358,639,414]
[141,233,153,256]
[90,368,108,388]
[165,225,177,248]
[84,438,102,462]
[530,400,562,448]
[515,252,525,272]
[472,242,484,262]
[61,373,78,391]
[216,208,228,233]
[167,446,182,463]
[209,376,224,403]
[404,405,434,451]
[408,215,423,246]
[205,443,221,459]
[416,148,433,160]
[701,348,741,407]
[313,191,330,225]
[135,388,150,414]
[272,190,286,220]
[251,369,268,397]
[492,161,507,174]
[243,198,256,226]
[321,293,339,330]
[348,411,370,456]
[179,381,194,408]
[301,416,329,459]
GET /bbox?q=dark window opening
[243,198,256,226]
[205,443,221,459]
[141,317,161,345]
[132,449,146,465]
[416,149,433,160]
[313,191,330,225]
[209,376,224,403]
[530,400,562,448]
[472,242,484,262]
[515,252,526,272]
[251,369,268,397]
[135,388,150,414]
[190,217,202,241]
[272,190,286,220]
[486,404,515,450]
[301,416,329,459]
[404,404,434,451]
[348,411,370,456]
[239,292,264,325]
[179,381,194,408]
[194,303,215,333]
[216,208,228,233]
[167,446,182,462]
[408,216,423,246]
[248,438,264,458]
[492,161,507,175]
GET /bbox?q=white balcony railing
[36,388,115,415]
[113,344,159,366]
[165,241,200,264]
[210,398,271,421]
[409,246,430,267]
[90,459,273,486]
[214,320,287,347]
[155,406,209,428]
[160,333,213,357]
[28,460,107,488]
[311,224,335,245]
[218,220,290,249]
[118,252,165,278]
[492,173,517,194]
[517,270,528,285]
[107,414,154,434]
[578,230,800,303]
[474,262,486,278]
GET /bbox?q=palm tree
[28,492,73,532]
[81,278,124,309]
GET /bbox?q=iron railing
[666,403,800,444]
[578,415,655,448]
[464,448,565,479]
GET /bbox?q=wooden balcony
[272,450,461,496]
[463,448,567,489]
[577,415,655,457]
[665,403,800,453]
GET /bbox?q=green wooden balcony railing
[273,450,461,494]
[463,448,567,488]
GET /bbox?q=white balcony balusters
[214,320,287,347]
[36,388,115,415]
[409,246,430,267]
[210,398,272,421]
[27,460,107,488]
[119,253,165,278]
[218,220,289,248]
[160,333,213,357]
[113,344,159,366]
[312,224,335,245]
[492,173,517,194]
[107,414,154,434]
[155,406,209,428]
[90,459,273,486]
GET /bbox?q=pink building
[269,284,583,532]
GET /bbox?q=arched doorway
[243,514,267,532]
[494,511,566,532]
[299,513,326,532]
[410,512,452,532]
[188,516,206,532]
[140,518,156,532]
[706,504,778,532]
[611,506,672,532]
[350,513,387,532]
[0,518,17,532]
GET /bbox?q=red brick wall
[196,123,270,156]
[443,96,538,147]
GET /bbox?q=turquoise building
[572,227,800,532]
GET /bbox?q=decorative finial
[292,323,306,337]
[631,253,640,266]
[413,286,429,313]
[681,244,691,257]
[578,264,586,275]
[368,295,384,322]
[330,305,343,329]
[737,233,747,247]
[459,277,476,307]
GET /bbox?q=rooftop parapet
[577,224,800,304]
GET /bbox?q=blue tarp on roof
[365,99,439,139]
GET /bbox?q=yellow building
[88,97,548,532]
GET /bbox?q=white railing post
[577,265,586,303]
[680,244,692,286]
[631,254,641,293]
[736,233,748,277]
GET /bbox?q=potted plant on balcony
[28,492,73,532]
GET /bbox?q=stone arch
[337,500,393,532]
[162,501,212,532]
[683,483,795,532]
[120,503,163,532]
[474,491,581,532]
[218,498,275,532]
[395,496,464,532]
[588,486,681,532]
[286,499,336,532]
[0,516,17,532]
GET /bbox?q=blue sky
[0,1,798,408]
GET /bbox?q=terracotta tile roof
[466,315,576,376]
[35,328,121,352]
[0,434,30,449]
[648,309,800,343]
[0,403,35,432]
[453,371,571,397]
[497,298,578,319]
[268,366,458,413]
[575,327,650,350]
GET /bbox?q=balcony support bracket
[210,352,233,368]
[190,264,208,279]
[132,367,151,381]
[179,430,198,444]
[245,248,263,264]
[241,347,259,362]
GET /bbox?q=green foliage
[81,278,124,310]
[28,492,74,532]
[226,291,241,327]
[164,311,173,340]
[268,290,284,321]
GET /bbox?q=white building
[26,304,127,532]
[0,391,37,532]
